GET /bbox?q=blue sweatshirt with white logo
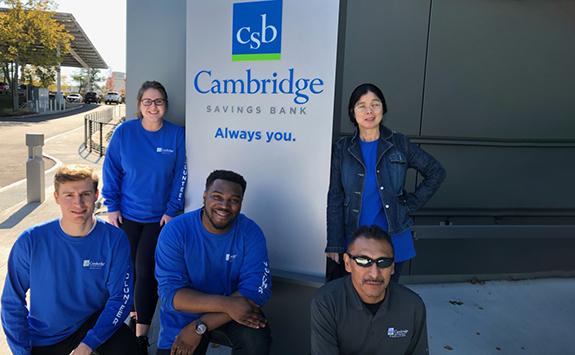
[155,209,272,350]
[102,118,187,223]
[1,219,133,355]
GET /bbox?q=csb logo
[232,0,282,61]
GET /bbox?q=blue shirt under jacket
[155,208,272,350]
[359,140,416,262]
[102,118,187,223]
[1,219,133,355]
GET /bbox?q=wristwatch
[194,319,208,335]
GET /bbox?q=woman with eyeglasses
[326,83,446,282]
[102,80,187,354]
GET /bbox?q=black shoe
[136,335,149,355]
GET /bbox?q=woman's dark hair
[205,170,247,195]
[348,83,387,127]
[136,80,169,118]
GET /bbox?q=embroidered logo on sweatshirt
[387,327,409,338]
[225,253,237,262]
[156,147,174,154]
[82,259,106,269]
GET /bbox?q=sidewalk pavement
[0,114,573,354]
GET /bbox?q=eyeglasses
[346,253,394,269]
[354,102,383,114]
[141,98,167,106]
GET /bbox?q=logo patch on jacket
[387,327,409,338]
[156,147,174,154]
[83,259,106,269]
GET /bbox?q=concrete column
[26,133,45,203]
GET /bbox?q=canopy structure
[53,12,108,69]
[0,9,107,69]
[1,8,107,107]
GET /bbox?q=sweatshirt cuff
[104,201,120,213]
[82,332,102,352]
[165,208,178,218]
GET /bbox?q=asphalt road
[0,104,116,188]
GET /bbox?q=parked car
[84,91,101,104]
[66,93,83,103]
[105,91,122,105]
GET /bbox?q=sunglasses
[346,253,394,269]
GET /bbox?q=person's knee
[240,326,271,354]
[97,324,138,355]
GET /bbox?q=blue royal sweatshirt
[155,209,272,350]
[102,119,187,223]
[1,219,133,355]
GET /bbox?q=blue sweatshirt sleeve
[155,221,190,313]
[102,125,124,213]
[237,222,271,306]
[165,126,187,217]
[1,233,32,355]
[81,232,133,350]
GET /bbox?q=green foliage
[72,68,104,94]
[21,64,55,87]
[0,0,73,110]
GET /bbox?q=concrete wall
[126,0,186,124]
[126,0,575,278]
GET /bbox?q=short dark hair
[348,83,387,127]
[348,225,394,256]
[205,170,247,195]
[136,81,169,118]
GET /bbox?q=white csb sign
[186,0,340,278]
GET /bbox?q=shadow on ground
[0,104,98,123]
[0,202,41,229]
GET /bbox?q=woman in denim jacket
[326,83,446,282]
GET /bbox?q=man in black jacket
[311,225,429,355]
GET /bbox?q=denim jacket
[326,126,446,253]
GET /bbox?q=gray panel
[126,0,186,125]
[412,231,575,275]
[422,144,575,209]
[339,0,430,136]
[422,0,575,139]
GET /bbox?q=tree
[0,0,73,110]
[72,68,103,94]
[20,64,55,88]
[35,65,55,88]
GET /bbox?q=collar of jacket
[345,275,393,313]
[348,125,395,166]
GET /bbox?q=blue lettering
[309,78,324,94]
[194,70,211,94]
[192,68,324,104]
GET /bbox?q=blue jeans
[157,321,271,355]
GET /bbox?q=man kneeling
[311,225,429,355]
[155,170,271,355]
[1,165,137,355]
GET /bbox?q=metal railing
[84,106,126,157]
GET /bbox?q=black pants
[32,312,137,355]
[157,321,271,355]
[325,254,404,283]
[122,218,163,325]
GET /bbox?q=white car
[66,93,83,103]
[105,91,122,105]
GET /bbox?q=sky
[52,0,126,83]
